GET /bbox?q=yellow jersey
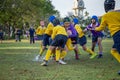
[45,22,54,36]
[36,26,46,35]
[51,25,67,39]
[75,24,85,38]
[95,11,120,36]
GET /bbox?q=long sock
[45,49,52,61]
[39,47,45,56]
[78,47,81,54]
[86,48,95,55]
[66,39,74,50]
[74,49,79,59]
[99,52,103,55]
[111,49,120,63]
[60,51,67,59]
[86,48,97,59]
[55,49,60,61]
[39,41,43,56]
[40,41,42,49]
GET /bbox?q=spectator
[15,28,22,42]
[29,26,35,44]
[0,29,3,43]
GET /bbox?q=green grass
[0,39,120,80]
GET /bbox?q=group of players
[35,15,102,66]
[34,0,120,74]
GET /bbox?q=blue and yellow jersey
[51,25,67,39]
[95,11,120,36]
[36,26,46,35]
[45,22,54,36]
[74,24,85,38]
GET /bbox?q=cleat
[32,55,40,61]
[35,55,40,61]
[75,53,79,60]
[41,61,48,66]
[33,55,44,62]
[58,60,67,65]
[97,54,103,58]
[90,53,97,59]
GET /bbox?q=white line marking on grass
[0,47,39,49]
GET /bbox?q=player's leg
[91,36,97,52]
[82,44,97,59]
[41,46,55,66]
[111,31,120,62]
[35,34,50,61]
[79,36,97,59]
[111,48,120,63]
[97,37,103,58]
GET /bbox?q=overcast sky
[51,0,120,17]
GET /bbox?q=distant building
[73,0,85,19]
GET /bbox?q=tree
[0,0,59,26]
[0,0,59,39]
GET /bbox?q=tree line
[0,0,59,39]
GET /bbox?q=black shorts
[70,36,78,44]
[43,34,51,46]
[0,36,3,39]
[92,33,103,42]
[78,36,87,46]
[0,33,3,39]
[51,34,68,48]
[37,35,43,40]
[112,31,120,54]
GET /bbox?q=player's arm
[95,17,107,31]
[75,25,83,34]
[51,28,57,40]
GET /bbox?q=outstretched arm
[95,16,107,31]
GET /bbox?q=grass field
[0,39,120,80]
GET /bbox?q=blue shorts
[92,33,103,42]
[78,36,87,46]
[70,36,78,44]
[37,35,43,40]
[0,36,3,39]
[51,34,68,48]
[112,31,120,54]
[0,32,3,39]
[49,38,53,45]
[43,34,51,46]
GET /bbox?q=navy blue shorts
[70,36,78,44]
[51,34,68,48]
[78,36,87,46]
[92,33,103,42]
[37,35,43,40]
[49,38,53,45]
[0,32,3,39]
[112,31,120,54]
[43,34,51,46]
[0,36,3,39]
